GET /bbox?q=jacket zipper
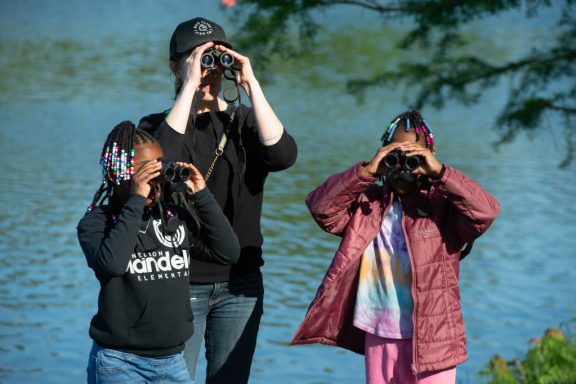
[401,200,419,375]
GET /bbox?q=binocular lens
[177,167,191,182]
[383,152,401,169]
[405,156,421,171]
[160,165,176,182]
[161,166,176,182]
[201,53,215,68]
[220,53,234,67]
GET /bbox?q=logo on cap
[193,20,214,36]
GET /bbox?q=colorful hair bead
[380,111,436,152]
[88,121,158,211]
[381,117,401,145]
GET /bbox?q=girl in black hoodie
[77,121,239,383]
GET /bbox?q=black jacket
[77,188,240,356]
[139,104,297,282]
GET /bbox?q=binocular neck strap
[205,104,236,181]
[459,241,474,261]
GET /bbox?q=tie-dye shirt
[353,200,414,339]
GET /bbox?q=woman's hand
[213,44,257,92]
[176,162,206,194]
[131,160,162,198]
[182,42,215,90]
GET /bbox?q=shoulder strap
[204,104,236,181]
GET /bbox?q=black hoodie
[77,188,239,356]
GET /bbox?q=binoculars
[158,159,190,183]
[382,151,422,171]
[201,49,234,69]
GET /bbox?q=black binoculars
[158,159,190,183]
[201,49,234,69]
[382,151,422,171]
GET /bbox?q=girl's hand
[131,160,162,198]
[360,142,405,178]
[398,142,443,179]
[176,162,206,194]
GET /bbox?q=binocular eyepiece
[201,49,234,69]
[158,159,190,183]
[382,151,422,171]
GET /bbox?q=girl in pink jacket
[291,110,500,384]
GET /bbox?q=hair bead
[380,111,436,153]
[87,121,157,211]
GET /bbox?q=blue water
[1,1,574,383]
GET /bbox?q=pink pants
[364,333,456,384]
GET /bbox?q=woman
[138,17,297,384]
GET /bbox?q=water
[1,1,574,383]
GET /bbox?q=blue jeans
[87,342,191,383]
[184,272,264,384]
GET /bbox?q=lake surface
[1,1,574,383]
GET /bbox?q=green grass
[478,322,576,384]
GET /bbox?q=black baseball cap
[169,17,232,57]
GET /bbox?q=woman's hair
[381,110,436,153]
[170,53,187,99]
[87,121,157,211]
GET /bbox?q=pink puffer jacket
[290,162,500,374]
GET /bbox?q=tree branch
[453,49,576,86]
[321,0,425,13]
[547,103,576,114]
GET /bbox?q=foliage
[478,326,576,384]
[224,0,576,167]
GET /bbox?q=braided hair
[380,110,436,153]
[87,121,157,211]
